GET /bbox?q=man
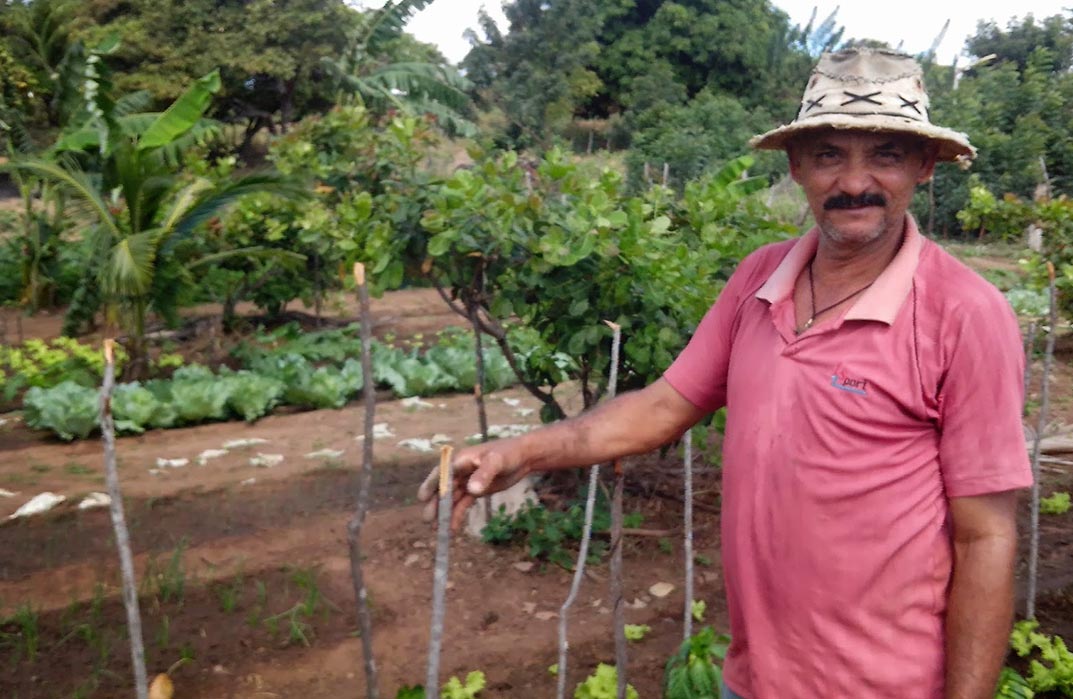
[418,49,1032,698]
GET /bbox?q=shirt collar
[754,214,924,326]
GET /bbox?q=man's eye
[876,151,904,162]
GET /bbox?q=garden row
[17,324,528,441]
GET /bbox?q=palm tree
[4,70,303,376]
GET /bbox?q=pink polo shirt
[664,216,1032,698]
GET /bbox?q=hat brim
[749,113,976,163]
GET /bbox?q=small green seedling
[624,624,651,641]
[691,599,707,622]
[1040,492,1071,515]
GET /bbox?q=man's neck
[812,215,907,290]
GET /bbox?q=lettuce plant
[23,381,99,441]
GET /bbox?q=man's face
[788,130,938,247]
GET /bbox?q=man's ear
[916,143,939,184]
[787,145,802,184]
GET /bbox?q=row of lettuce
[8,324,539,441]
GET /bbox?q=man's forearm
[945,535,1016,699]
[513,379,706,474]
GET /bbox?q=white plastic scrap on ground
[304,448,344,460]
[355,423,394,441]
[0,489,17,498]
[501,398,521,407]
[468,424,535,442]
[8,492,66,520]
[397,438,436,453]
[401,396,434,410]
[0,418,7,427]
[430,434,452,445]
[240,477,257,486]
[222,437,269,449]
[250,453,284,468]
[155,457,189,469]
[197,449,229,465]
[514,408,535,417]
[78,492,111,510]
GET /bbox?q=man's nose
[834,158,875,196]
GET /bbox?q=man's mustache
[824,193,887,210]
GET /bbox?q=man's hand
[417,441,529,531]
[414,378,708,532]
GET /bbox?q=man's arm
[418,378,708,529]
[945,490,1019,699]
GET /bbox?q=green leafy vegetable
[24,381,99,441]
[664,627,730,699]
[574,664,637,699]
[624,624,650,641]
[112,382,161,434]
[1040,492,1071,516]
[1010,620,1073,696]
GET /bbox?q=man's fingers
[417,466,440,503]
[451,493,476,532]
[467,453,506,496]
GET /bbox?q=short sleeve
[663,247,777,413]
[937,293,1033,497]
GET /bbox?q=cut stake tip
[103,339,115,365]
[353,262,366,286]
[438,445,454,496]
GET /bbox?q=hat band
[798,110,928,123]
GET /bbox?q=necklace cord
[802,260,874,332]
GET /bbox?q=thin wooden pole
[100,339,149,699]
[345,263,379,699]
[1027,263,1057,619]
[556,321,621,699]
[602,321,628,699]
[682,429,695,641]
[1024,320,1038,398]
[426,446,454,699]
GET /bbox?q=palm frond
[360,0,437,53]
[1,155,123,241]
[158,178,215,234]
[171,173,307,241]
[188,246,306,270]
[106,229,160,297]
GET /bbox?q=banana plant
[320,0,475,137]
[3,69,303,377]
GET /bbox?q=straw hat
[750,48,975,163]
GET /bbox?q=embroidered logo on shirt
[831,374,868,396]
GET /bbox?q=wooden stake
[1027,263,1057,619]
[426,446,454,699]
[346,262,380,699]
[100,339,149,699]
[682,429,695,641]
[556,321,621,699]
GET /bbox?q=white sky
[358,1,1072,67]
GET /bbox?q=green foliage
[23,380,99,441]
[443,671,486,699]
[1010,620,1073,696]
[995,667,1036,699]
[1020,197,1073,317]
[624,624,650,641]
[393,671,486,699]
[405,147,792,419]
[955,179,1033,240]
[0,337,129,402]
[664,627,731,699]
[692,600,707,623]
[1040,492,1072,516]
[574,663,637,699]
[1006,288,1049,318]
[481,497,616,570]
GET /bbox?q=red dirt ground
[1,285,1072,698]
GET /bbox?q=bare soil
[1,280,1071,698]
